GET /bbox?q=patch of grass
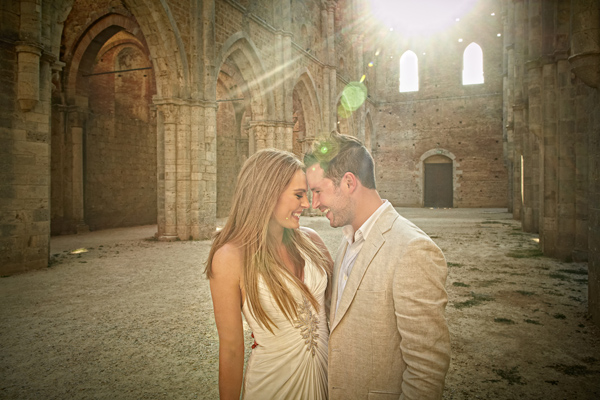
[582,357,598,365]
[574,278,588,284]
[506,248,544,258]
[553,313,566,320]
[569,296,583,303]
[452,282,470,287]
[548,364,592,376]
[516,290,535,296]
[454,292,494,309]
[447,262,463,268]
[494,318,515,324]
[545,380,559,385]
[477,279,503,288]
[493,366,525,385]
[524,319,541,325]
[549,273,570,281]
[557,268,587,275]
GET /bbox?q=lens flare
[340,82,367,114]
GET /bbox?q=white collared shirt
[336,200,390,312]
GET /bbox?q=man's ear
[342,172,358,193]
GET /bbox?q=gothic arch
[292,69,323,156]
[215,32,275,121]
[64,12,149,102]
[123,0,190,98]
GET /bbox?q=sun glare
[369,0,479,36]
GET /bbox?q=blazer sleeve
[392,236,451,400]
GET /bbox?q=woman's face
[269,169,310,232]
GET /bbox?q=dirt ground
[1,208,599,399]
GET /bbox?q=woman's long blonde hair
[205,149,331,333]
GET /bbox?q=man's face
[306,163,353,228]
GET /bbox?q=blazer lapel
[329,239,348,326]
[330,204,399,333]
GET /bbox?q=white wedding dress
[241,257,329,399]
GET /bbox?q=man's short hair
[304,131,376,189]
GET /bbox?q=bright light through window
[463,42,484,85]
[400,50,419,92]
[369,0,478,36]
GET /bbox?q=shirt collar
[342,200,390,244]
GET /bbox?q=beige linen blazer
[328,203,451,400]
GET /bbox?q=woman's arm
[209,244,245,400]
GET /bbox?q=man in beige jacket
[305,132,451,400]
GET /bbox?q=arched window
[462,42,484,85]
[399,50,419,92]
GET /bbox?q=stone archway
[213,33,274,217]
[215,33,275,153]
[52,11,157,234]
[292,70,322,157]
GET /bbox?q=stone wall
[503,0,600,324]
[366,0,506,207]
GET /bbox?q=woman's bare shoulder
[299,226,325,245]
[211,242,245,277]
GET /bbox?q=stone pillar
[523,0,542,233]
[16,43,42,112]
[155,99,217,241]
[569,0,600,88]
[589,88,600,326]
[569,0,600,325]
[321,5,331,135]
[248,120,275,152]
[355,34,365,141]
[327,2,337,132]
[16,0,42,112]
[555,58,576,260]
[503,2,514,214]
[540,59,558,255]
[512,0,526,221]
[65,104,89,234]
[283,29,294,152]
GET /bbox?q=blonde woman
[206,149,333,400]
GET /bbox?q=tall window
[399,50,419,92]
[463,42,484,85]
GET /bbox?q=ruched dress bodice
[241,258,329,399]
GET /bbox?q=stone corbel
[15,42,43,112]
[568,52,600,88]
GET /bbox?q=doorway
[424,155,453,208]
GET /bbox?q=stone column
[248,120,275,151]
[155,98,217,241]
[65,104,89,234]
[554,58,576,260]
[355,34,365,141]
[327,2,337,132]
[540,58,558,255]
[523,0,542,233]
[16,0,42,112]
[512,0,526,221]
[570,0,600,325]
[283,30,294,152]
[569,0,600,89]
[321,5,331,135]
